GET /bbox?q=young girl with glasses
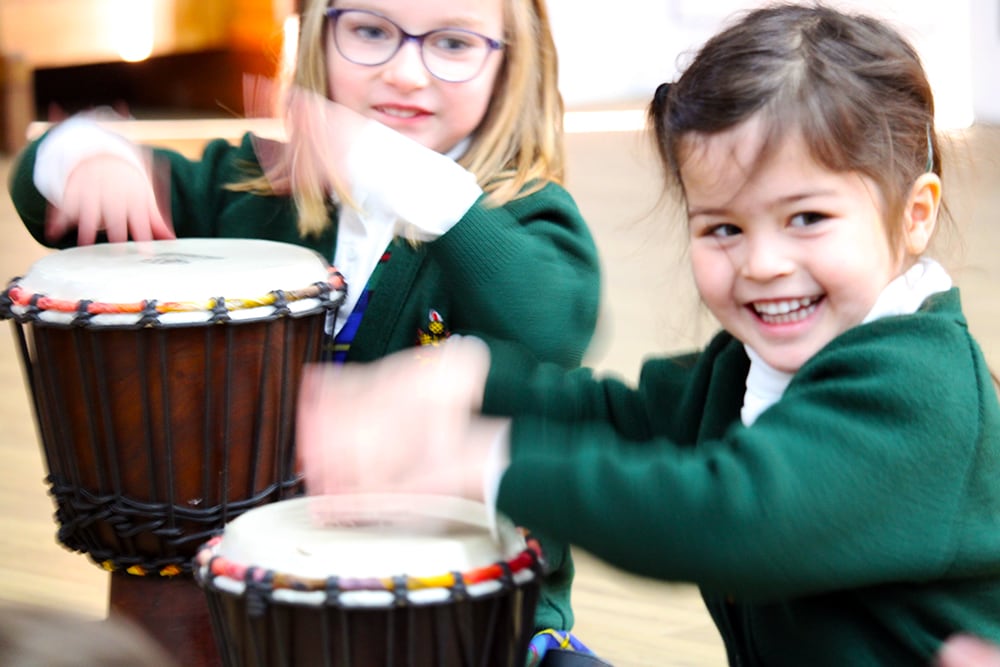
[7,0,602,661]
[296,3,1000,664]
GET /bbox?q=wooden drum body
[0,239,345,576]
[194,495,544,667]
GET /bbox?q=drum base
[109,572,221,667]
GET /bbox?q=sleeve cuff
[346,120,483,239]
[34,116,145,206]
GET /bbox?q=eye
[341,13,397,43]
[704,222,742,239]
[789,211,827,228]
[354,24,392,41]
[428,30,479,54]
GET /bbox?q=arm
[498,306,995,600]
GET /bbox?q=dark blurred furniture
[0,0,293,153]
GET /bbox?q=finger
[74,189,103,246]
[102,192,130,243]
[123,199,153,243]
[44,205,72,243]
[148,206,175,241]
[119,173,156,243]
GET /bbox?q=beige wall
[548,0,994,127]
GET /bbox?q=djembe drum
[194,494,544,667]
[0,238,345,666]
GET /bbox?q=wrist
[35,117,143,206]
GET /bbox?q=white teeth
[752,297,819,324]
[379,107,419,118]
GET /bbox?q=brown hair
[243,0,565,237]
[648,2,943,251]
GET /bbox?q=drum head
[214,494,524,581]
[6,238,343,325]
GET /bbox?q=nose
[740,231,795,282]
[381,38,431,90]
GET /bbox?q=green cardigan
[485,288,1000,665]
[9,132,601,631]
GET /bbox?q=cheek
[690,249,731,310]
[822,228,896,291]
[452,80,495,129]
[326,53,370,109]
[326,68,355,107]
[458,61,501,123]
[810,247,887,323]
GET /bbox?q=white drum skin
[7,238,340,326]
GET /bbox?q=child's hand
[937,635,1000,667]
[247,76,480,239]
[247,77,365,203]
[296,336,497,504]
[45,152,174,245]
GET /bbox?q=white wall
[971,0,1000,124]
[548,0,995,127]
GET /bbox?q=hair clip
[925,124,934,172]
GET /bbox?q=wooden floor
[1,120,998,666]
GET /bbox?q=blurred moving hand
[247,76,481,241]
[297,336,503,504]
[246,76,366,204]
[49,151,174,245]
[937,635,1000,667]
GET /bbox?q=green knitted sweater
[485,288,1000,665]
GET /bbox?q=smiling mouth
[376,106,426,119]
[751,296,822,324]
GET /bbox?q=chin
[756,348,811,375]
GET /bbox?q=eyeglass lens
[333,10,496,82]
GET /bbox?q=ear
[902,172,941,256]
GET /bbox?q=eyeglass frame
[324,7,505,83]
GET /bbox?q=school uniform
[484,279,1000,664]
[9,127,601,632]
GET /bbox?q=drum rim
[195,535,541,593]
[0,271,346,327]
[192,494,544,605]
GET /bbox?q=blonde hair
[239,0,565,238]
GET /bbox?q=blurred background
[2,0,999,152]
[0,2,997,665]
